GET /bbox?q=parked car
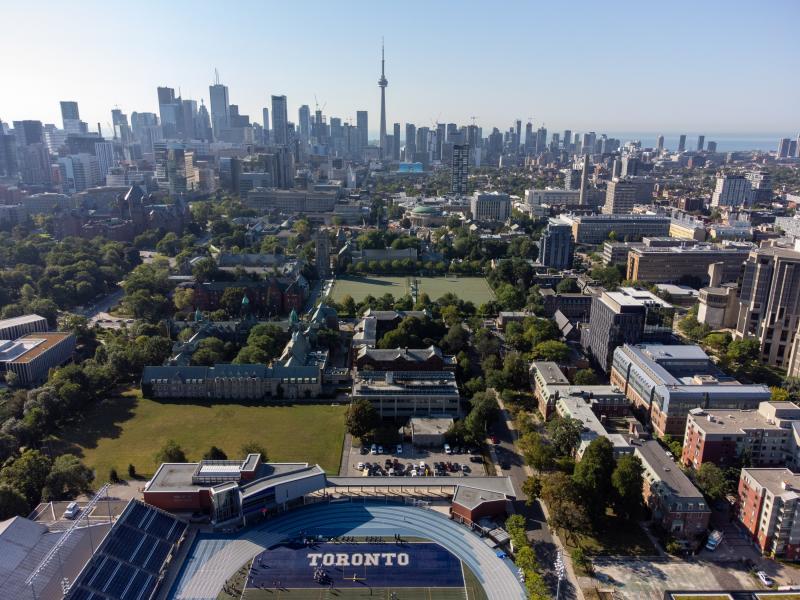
[470,456,482,463]
[360,446,369,455]
[500,460,511,470]
[444,444,452,455]
[377,445,384,454]
[396,444,403,454]
[705,530,723,551]
[357,462,365,471]
[757,571,774,587]
[370,444,377,454]
[63,502,80,519]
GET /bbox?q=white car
[370,444,377,455]
[357,462,365,471]
[444,444,452,455]
[410,469,418,477]
[377,445,384,454]
[63,502,80,519]
[757,571,774,587]
[396,444,403,454]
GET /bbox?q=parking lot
[342,441,487,477]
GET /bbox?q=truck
[705,530,724,551]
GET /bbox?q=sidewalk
[496,395,586,600]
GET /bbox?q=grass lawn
[332,275,494,304]
[562,515,658,556]
[56,389,346,478]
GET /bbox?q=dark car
[500,460,511,470]
[470,456,482,463]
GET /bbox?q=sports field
[56,390,346,477]
[332,275,495,304]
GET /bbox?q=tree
[155,439,187,464]
[573,437,615,523]
[556,278,579,293]
[541,472,591,545]
[464,392,499,442]
[611,454,644,520]
[547,417,583,457]
[531,340,570,362]
[572,368,599,386]
[441,324,469,354]
[191,337,227,366]
[522,476,542,506]
[345,399,380,440]
[42,454,94,500]
[0,449,52,506]
[173,287,195,312]
[0,483,28,519]
[771,387,791,403]
[695,462,728,502]
[519,432,556,472]
[240,441,268,460]
[203,446,228,460]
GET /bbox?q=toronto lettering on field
[306,552,411,567]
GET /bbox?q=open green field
[56,390,346,477]
[332,275,495,304]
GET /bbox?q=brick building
[354,346,456,372]
[737,468,800,558]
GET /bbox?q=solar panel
[106,563,136,597]
[121,571,153,600]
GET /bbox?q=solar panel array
[67,500,187,600]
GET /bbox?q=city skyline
[1,0,798,138]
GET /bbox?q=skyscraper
[60,101,84,134]
[656,135,664,153]
[356,111,368,152]
[404,123,416,161]
[578,157,589,205]
[450,144,469,196]
[539,217,575,270]
[392,123,401,160]
[298,105,311,143]
[563,129,571,152]
[697,135,705,151]
[271,95,288,146]
[262,108,270,144]
[778,138,791,158]
[378,42,388,158]
[209,79,230,140]
[602,179,638,214]
[711,174,751,207]
[678,134,686,152]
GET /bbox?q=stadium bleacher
[67,499,187,600]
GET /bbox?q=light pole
[555,550,566,600]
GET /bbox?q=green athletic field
[331,276,495,305]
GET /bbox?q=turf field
[332,275,494,304]
[56,390,346,477]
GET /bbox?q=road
[492,399,581,599]
[82,288,126,328]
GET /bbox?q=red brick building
[354,346,456,372]
[737,468,800,558]
[450,486,511,527]
[183,276,308,316]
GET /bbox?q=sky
[1,0,798,138]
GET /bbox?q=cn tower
[378,40,388,159]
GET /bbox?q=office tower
[94,141,115,176]
[0,133,19,178]
[581,287,675,372]
[17,144,51,186]
[196,101,212,142]
[261,108,270,144]
[58,153,101,193]
[535,127,547,154]
[356,111,368,152]
[745,170,772,204]
[707,141,717,153]
[393,123,401,160]
[208,80,230,140]
[578,157,589,205]
[539,217,575,269]
[513,120,521,152]
[563,129,571,152]
[404,123,416,160]
[263,146,293,189]
[678,134,686,152]
[697,135,705,151]
[450,144,469,196]
[796,134,800,158]
[59,101,85,134]
[656,135,664,153]
[271,95,288,145]
[778,138,792,158]
[156,86,179,138]
[602,178,638,214]
[620,155,640,177]
[154,142,198,194]
[523,122,534,154]
[12,120,44,146]
[611,158,622,179]
[470,192,510,222]
[297,105,311,144]
[416,127,430,163]
[181,99,198,140]
[378,43,388,158]
[130,112,161,154]
[736,244,800,369]
[711,173,752,207]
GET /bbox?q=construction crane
[314,94,327,114]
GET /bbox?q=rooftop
[530,361,570,385]
[0,314,46,329]
[689,402,800,434]
[635,440,706,501]
[146,460,311,493]
[452,486,509,511]
[0,332,73,364]
[742,468,800,499]
[409,417,454,435]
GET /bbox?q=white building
[470,192,510,222]
[711,174,751,208]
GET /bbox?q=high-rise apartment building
[356,111,368,153]
[271,95,288,146]
[154,143,197,194]
[738,468,800,558]
[602,178,639,214]
[539,217,575,270]
[736,243,800,370]
[678,134,686,152]
[298,105,311,142]
[697,135,705,151]
[711,173,752,207]
[404,124,416,160]
[450,144,469,196]
[392,123,401,160]
[656,135,664,153]
[778,138,792,158]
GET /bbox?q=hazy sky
[1,0,798,137]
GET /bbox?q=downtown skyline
[1,0,798,138]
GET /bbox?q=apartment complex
[626,243,750,284]
[610,344,770,436]
[635,440,711,539]
[581,288,675,372]
[735,242,800,370]
[737,468,800,558]
[682,402,800,470]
